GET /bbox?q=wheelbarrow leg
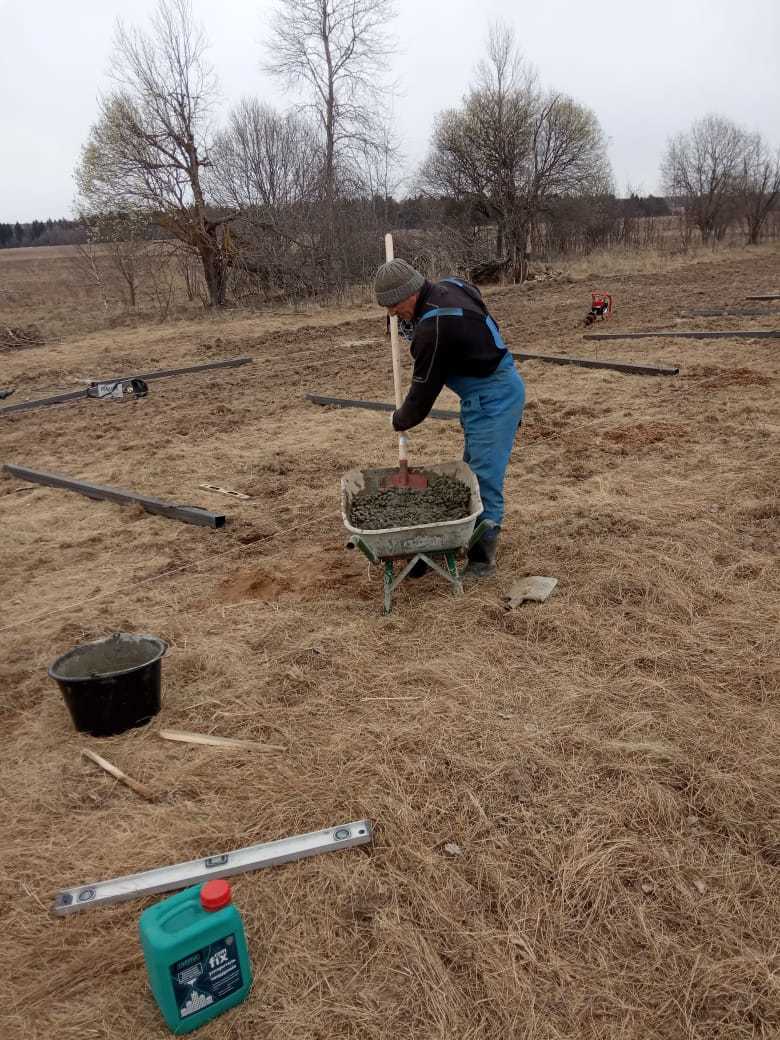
[445,550,463,596]
[379,552,462,613]
[383,560,394,614]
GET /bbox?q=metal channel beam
[681,308,778,318]
[0,388,88,416]
[3,465,226,528]
[0,356,254,418]
[584,330,780,341]
[306,394,459,420]
[513,351,678,376]
[53,819,373,914]
[128,356,254,382]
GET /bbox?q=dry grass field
[1,243,778,1039]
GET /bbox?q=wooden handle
[82,748,158,802]
[384,233,407,464]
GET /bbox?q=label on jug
[170,933,244,1019]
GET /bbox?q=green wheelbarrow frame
[341,461,487,615]
[347,520,491,614]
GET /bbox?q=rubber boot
[463,526,500,580]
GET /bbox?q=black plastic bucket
[49,632,167,737]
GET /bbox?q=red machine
[585,292,613,326]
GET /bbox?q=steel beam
[306,394,459,420]
[3,465,226,527]
[0,388,88,416]
[129,357,253,382]
[513,351,678,376]
[680,308,778,318]
[0,356,254,418]
[584,330,780,341]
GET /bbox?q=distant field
[1,242,779,1040]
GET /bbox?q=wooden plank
[0,356,254,418]
[745,294,780,301]
[82,749,157,802]
[2,464,226,528]
[584,330,780,341]
[158,728,283,751]
[306,394,459,420]
[513,351,678,376]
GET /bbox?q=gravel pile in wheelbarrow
[350,472,471,530]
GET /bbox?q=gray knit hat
[374,258,425,307]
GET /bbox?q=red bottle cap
[200,879,232,911]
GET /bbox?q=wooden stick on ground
[158,728,284,751]
[198,483,251,500]
[82,749,158,802]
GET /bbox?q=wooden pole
[384,233,409,479]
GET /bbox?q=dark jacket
[392,278,507,431]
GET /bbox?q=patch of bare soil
[688,364,774,388]
[216,544,373,604]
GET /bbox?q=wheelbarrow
[341,460,490,614]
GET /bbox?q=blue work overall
[446,352,525,526]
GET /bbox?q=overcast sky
[1,0,778,222]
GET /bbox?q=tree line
[5,0,779,307]
[0,218,83,249]
[0,193,672,253]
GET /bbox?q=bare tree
[421,24,531,266]
[420,23,611,282]
[75,0,230,307]
[355,120,404,227]
[661,115,748,245]
[263,0,397,216]
[209,95,401,299]
[77,209,156,308]
[208,99,324,295]
[72,238,110,312]
[736,133,780,245]
[210,100,321,211]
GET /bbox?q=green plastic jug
[139,879,252,1034]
